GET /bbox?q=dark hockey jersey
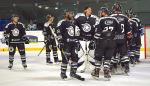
[128,19,138,38]
[43,22,56,40]
[4,22,26,42]
[132,17,144,37]
[57,19,80,43]
[110,14,131,40]
[128,19,139,45]
[94,16,121,40]
[74,13,98,40]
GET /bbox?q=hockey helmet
[112,2,122,13]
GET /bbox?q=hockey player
[43,14,60,64]
[74,6,99,72]
[91,7,121,80]
[57,11,85,81]
[4,14,27,70]
[132,13,144,63]
[74,6,98,40]
[125,10,139,65]
[110,2,132,74]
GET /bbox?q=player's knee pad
[21,55,26,62]
[71,62,78,69]
[19,49,25,56]
[9,55,14,62]
[111,56,119,64]
[128,51,135,57]
[104,60,111,69]
[53,46,58,50]
[64,51,71,57]
[135,50,140,56]
[62,57,68,64]
[121,56,129,63]
[46,52,50,58]
[9,46,15,55]
[95,60,102,68]
[53,51,58,57]
[61,63,67,71]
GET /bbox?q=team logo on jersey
[12,28,19,36]
[82,23,91,32]
[117,17,124,22]
[9,46,14,52]
[66,26,75,36]
[105,20,113,25]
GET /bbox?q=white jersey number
[121,24,124,33]
[103,26,114,32]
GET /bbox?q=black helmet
[112,2,122,13]
[99,7,110,15]
[125,8,134,18]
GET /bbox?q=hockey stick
[37,25,58,56]
[49,26,70,64]
[37,44,46,56]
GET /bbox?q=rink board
[0,31,146,59]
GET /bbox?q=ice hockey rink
[0,51,150,86]
[0,27,149,86]
[0,0,150,85]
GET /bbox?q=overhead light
[73,3,76,6]
[55,7,58,10]
[34,3,38,6]
[12,3,16,7]
[38,5,42,8]
[45,6,49,10]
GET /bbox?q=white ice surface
[0,52,150,86]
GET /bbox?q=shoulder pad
[110,13,128,18]
[99,16,119,24]
[5,22,12,28]
[57,19,65,27]
[74,13,84,19]
[132,18,140,23]
[91,15,98,19]
[44,22,50,27]
[18,22,25,28]
[128,19,138,27]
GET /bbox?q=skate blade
[53,62,61,65]
[8,68,12,70]
[131,64,136,67]
[103,78,110,81]
[70,76,85,81]
[61,78,70,81]
[24,67,27,70]
[92,77,110,81]
[80,70,85,73]
[124,73,129,76]
[92,76,99,80]
[113,72,124,75]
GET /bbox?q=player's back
[110,13,130,34]
[95,16,120,40]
